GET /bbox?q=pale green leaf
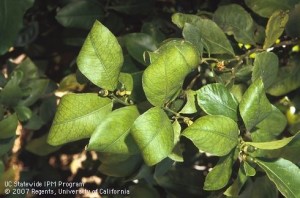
[245,0,297,18]
[0,114,18,139]
[0,0,34,55]
[255,158,300,198]
[88,106,140,154]
[172,13,234,55]
[182,115,239,156]
[239,78,273,131]
[204,151,235,190]
[252,52,279,89]
[179,90,197,114]
[77,21,123,90]
[197,83,239,121]
[56,0,105,30]
[118,73,133,91]
[224,167,248,197]
[213,4,255,44]
[243,161,256,176]
[48,93,112,146]
[264,10,289,49]
[131,107,174,166]
[142,40,200,106]
[246,132,300,150]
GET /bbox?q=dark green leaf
[0,136,15,156]
[26,134,61,156]
[129,183,160,198]
[56,0,105,30]
[108,0,155,15]
[99,154,142,177]
[196,83,239,121]
[204,151,235,190]
[252,52,279,89]
[247,132,300,149]
[240,78,273,131]
[0,114,18,139]
[141,19,167,44]
[251,105,287,142]
[0,160,3,176]
[0,71,23,107]
[267,60,300,96]
[19,79,49,106]
[243,161,256,176]
[0,0,34,55]
[48,93,112,146]
[88,106,140,154]
[142,40,199,106]
[264,10,289,49]
[14,106,32,122]
[224,167,248,197]
[213,4,255,44]
[24,113,44,130]
[77,21,123,90]
[255,158,300,198]
[131,107,174,166]
[286,4,300,38]
[245,0,297,18]
[154,158,174,180]
[182,115,239,156]
[15,58,39,81]
[182,23,204,55]
[124,33,157,65]
[172,13,234,55]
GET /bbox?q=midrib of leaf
[211,94,237,114]
[100,127,131,152]
[188,129,237,142]
[257,161,297,198]
[229,24,254,43]
[89,30,115,89]
[204,36,234,55]
[53,103,111,126]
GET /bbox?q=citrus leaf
[25,134,61,156]
[172,13,234,55]
[239,78,273,131]
[108,0,155,15]
[14,106,32,122]
[286,4,300,38]
[131,107,174,166]
[213,4,255,44]
[255,158,300,198]
[196,83,239,121]
[142,40,199,106]
[88,106,140,154]
[47,93,112,146]
[0,114,18,139]
[77,21,123,90]
[180,90,197,114]
[204,151,235,190]
[246,132,300,150]
[182,115,239,156]
[252,52,279,89]
[243,161,256,176]
[56,0,105,30]
[263,10,289,49]
[224,167,248,197]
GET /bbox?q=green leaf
[130,183,160,198]
[255,158,300,198]
[264,10,289,49]
[15,58,39,81]
[14,106,32,122]
[99,154,142,177]
[245,0,297,18]
[213,4,255,44]
[267,61,300,96]
[252,52,279,89]
[56,0,105,30]
[124,33,157,65]
[172,13,234,55]
[239,78,273,131]
[19,79,49,106]
[251,105,287,142]
[77,21,123,91]
[48,93,112,146]
[25,134,61,156]
[182,115,239,156]
[168,120,183,162]
[0,71,23,107]
[118,72,133,91]
[243,161,256,176]
[0,0,34,55]
[0,160,3,176]
[196,83,239,121]
[204,151,235,190]
[224,167,248,197]
[131,107,174,166]
[246,132,300,150]
[182,23,204,55]
[108,0,155,15]
[88,106,140,154]
[286,4,300,38]
[180,90,197,114]
[0,136,15,157]
[0,114,18,139]
[142,40,199,106]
